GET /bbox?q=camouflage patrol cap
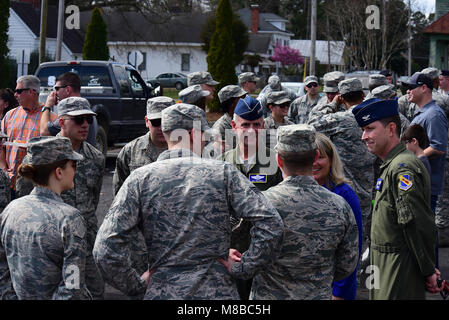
[421,67,440,80]
[218,85,247,103]
[266,91,292,105]
[323,72,345,93]
[57,97,96,117]
[369,74,388,88]
[187,71,219,86]
[146,96,176,120]
[339,78,363,95]
[179,85,210,104]
[304,76,319,86]
[161,103,210,132]
[371,84,395,100]
[275,124,317,152]
[26,136,83,166]
[238,72,260,85]
[268,75,281,89]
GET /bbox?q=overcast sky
[412,0,435,15]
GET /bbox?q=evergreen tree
[201,12,249,65]
[82,7,109,60]
[0,0,10,88]
[206,0,237,111]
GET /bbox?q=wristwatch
[41,106,51,112]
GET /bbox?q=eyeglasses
[53,85,68,91]
[14,88,32,94]
[150,119,161,127]
[306,83,318,88]
[277,103,290,109]
[65,115,93,125]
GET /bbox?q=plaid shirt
[1,106,57,189]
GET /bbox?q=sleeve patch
[399,174,413,191]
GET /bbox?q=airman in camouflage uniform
[371,85,410,133]
[0,136,91,299]
[263,91,294,149]
[257,75,297,117]
[238,72,260,94]
[250,125,358,300]
[187,71,219,103]
[113,97,174,195]
[179,85,210,105]
[365,74,389,100]
[210,85,247,155]
[16,97,105,299]
[288,76,322,124]
[93,103,284,300]
[307,78,375,246]
[316,71,345,109]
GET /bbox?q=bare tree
[324,0,409,70]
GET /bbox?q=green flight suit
[370,142,437,300]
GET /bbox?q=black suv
[35,60,156,155]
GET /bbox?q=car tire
[175,82,184,90]
[96,126,108,157]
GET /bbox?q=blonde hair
[315,132,351,186]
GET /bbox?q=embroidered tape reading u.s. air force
[399,174,413,191]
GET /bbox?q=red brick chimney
[21,0,41,9]
[250,4,259,34]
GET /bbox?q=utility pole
[39,0,48,64]
[310,0,317,76]
[408,0,412,77]
[55,0,65,61]
[381,0,387,69]
[327,15,331,72]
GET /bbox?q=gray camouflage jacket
[251,175,358,300]
[112,132,167,195]
[288,94,321,124]
[0,186,91,299]
[93,148,284,299]
[16,140,105,246]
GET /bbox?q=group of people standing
[0,66,447,300]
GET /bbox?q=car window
[113,65,131,97]
[127,69,145,98]
[37,65,113,88]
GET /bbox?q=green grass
[160,88,181,100]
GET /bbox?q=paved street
[95,148,449,301]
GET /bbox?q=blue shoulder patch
[399,174,413,191]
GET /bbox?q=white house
[289,40,346,67]
[8,1,83,77]
[78,9,211,80]
[236,5,295,76]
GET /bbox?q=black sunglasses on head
[14,88,32,94]
[306,83,318,88]
[67,115,94,125]
[150,119,161,127]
